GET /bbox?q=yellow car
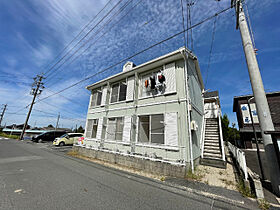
[53,133,84,146]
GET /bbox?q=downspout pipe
[180,48,194,173]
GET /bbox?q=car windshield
[37,132,47,137]
[59,134,68,138]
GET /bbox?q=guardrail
[200,115,206,158]
[218,109,225,161]
[228,142,248,180]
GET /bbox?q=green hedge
[0,132,19,139]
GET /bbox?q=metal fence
[228,142,248,180]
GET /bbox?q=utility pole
[247,97,265,180]
[0,104,7,128]
[20,75,44,140]
[55,112,60,131]
[234,0,280,195]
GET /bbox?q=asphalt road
[0,138,254,210]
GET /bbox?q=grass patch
[220,178,234,186]
[236,179,255,198]
[67,150,80,157]
[0,132,19,139]
[185,168,204,181]
[160,176,166,182]
[258,199,270,210]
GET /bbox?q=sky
[0,0,279,129]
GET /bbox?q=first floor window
[106,117,124,141]
[138,114,164,144]
[86,119,98,138]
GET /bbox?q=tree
[77,126,84,134]
[221,114,240,145]
[221,114,230,142]
[47,124,54,128]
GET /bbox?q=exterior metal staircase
[200,117,226,168]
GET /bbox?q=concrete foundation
[73,146,198,178]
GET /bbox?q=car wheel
[59,142,65,146]
[38,139,43,143]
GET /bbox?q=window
[91,88,102,107]
[138,114,165,144]
[140,70,166,97]
[110,81,127,103]
[86,119,98,138]
[106,117,124,141]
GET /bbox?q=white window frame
[139,68,165,99]
[86,119,98,138]
[110,80,127,104]
[137,114,165,145]
[91,119,98,138]
[91,88,102,107]
[106,117,124,141]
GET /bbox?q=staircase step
[204,139,220,143]
[205,126,219,131]
[200,158,226,169]
[203,152,222,158]
[205,133,219,136]
[204,142,220,147]
[204,148,221,154]
[205,125,218,127]
[204,144,220,149]
[206,118,218,121]
[206,122,218,124]
[204,137,220,141]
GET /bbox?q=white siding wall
[122,116,132,143]
[165,112,178,146]
[101,86,107,106]
[96,118,103,140]
[164,62,176,94]
[85,119,93,138]
[126,77,134,101]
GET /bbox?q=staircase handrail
[201,115,206,158]
[218,109,226,161]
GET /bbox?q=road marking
[0,156,43,164]
[14,189,23,193]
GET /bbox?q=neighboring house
[79,47,205,176]
[233,91,280,148]
[6,124,30,129]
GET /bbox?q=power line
[186,0,194,51]
[243,1,256,49]
[36,5,234,104]
[43,0,114,73]
[12,4,234,116]
[205,15,217,88]
[45,0,140,87]
[43,87,87,108]
[40,100,86,119]
[180,0,187,48]
[44,0,124,78]
[44,0,136,86]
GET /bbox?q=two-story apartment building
[75,47,205,177]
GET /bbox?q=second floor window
[91,88,102,107]
[110,81,127,103]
